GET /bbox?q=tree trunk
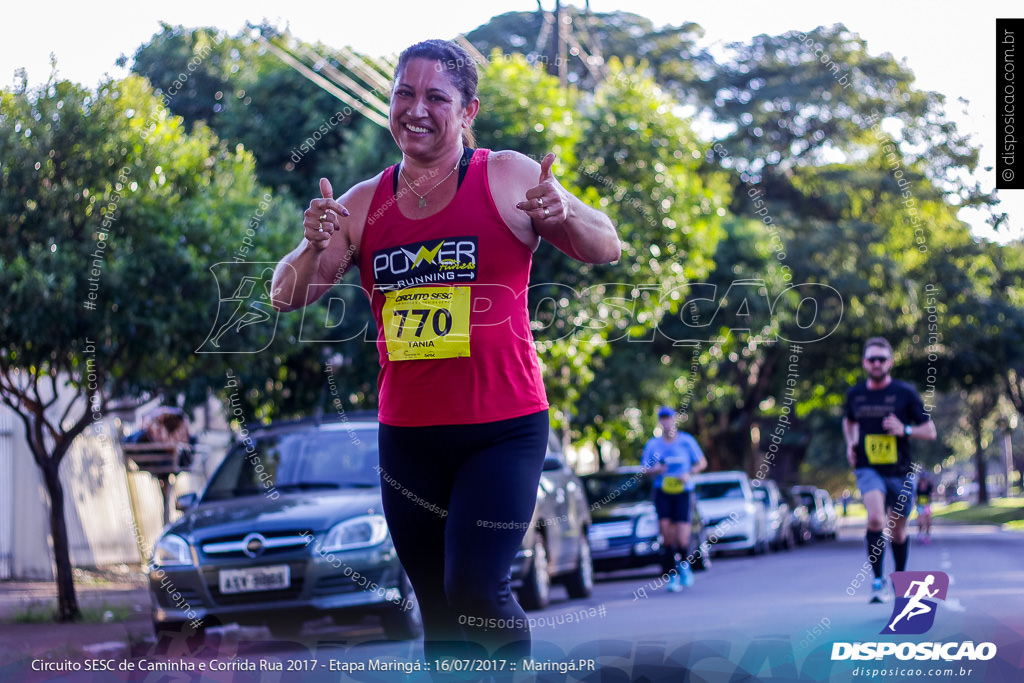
[41,461,80,622]
[975,431,989,506]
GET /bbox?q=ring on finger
[537,197,544,207]
[318,223,324,232]
[320,213,328,221]
[543,207,550,216]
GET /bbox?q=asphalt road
[41,522,1021,682]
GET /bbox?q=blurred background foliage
[5,8,1024,500]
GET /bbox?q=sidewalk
[0,574,153,666]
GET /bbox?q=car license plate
[219,565,290,594]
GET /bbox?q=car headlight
[152,534,193,567]
[635,513,660,539]
[321,515,389,552]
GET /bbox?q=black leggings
[378,410,549,663]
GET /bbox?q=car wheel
[691,536,711,571]
[783,525,795,551]
[381,571,423,640]
[752,531,767,555]
[518,535,551,611]
[564,535,593,599]
[267,616,305,639]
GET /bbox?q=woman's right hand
[304,178,350,252]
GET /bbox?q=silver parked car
[693,471,769,556]
[752,479,795,551]
[789,486,838,540]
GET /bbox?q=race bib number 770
[382,286,471,361]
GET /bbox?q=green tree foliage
[130,24,389,201]
[0,71,294,619]
[125,13,1018,496]
[528,58,727,439]
[684,24,1006,480]
[464,9,710,94]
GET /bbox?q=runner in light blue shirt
[641,406,706,591]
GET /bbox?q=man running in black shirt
[843,337,936,603]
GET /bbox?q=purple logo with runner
[881,571,949,635]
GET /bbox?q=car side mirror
[542,456,564,472]
[175,493,198,511]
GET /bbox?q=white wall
[0,399,218,580]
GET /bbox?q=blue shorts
[855,468,917,514]
[654,489,693,523]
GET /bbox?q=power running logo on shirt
[832,570,997,663]
[372,237,477,291]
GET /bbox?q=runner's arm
[492,151,620,263]
[909,419,937,441]
[641,443,667,476]
[690,438,707,475]
[842,418,858,468]
[271,177,375,312]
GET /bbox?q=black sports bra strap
[392,147,476,196]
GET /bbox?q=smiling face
[389,58,479,164]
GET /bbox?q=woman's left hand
[516,153,569,226]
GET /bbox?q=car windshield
[695,480,745,500]
[203,427,380,501]
[583,473,651,506]
[793,491,817,509]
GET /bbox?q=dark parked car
[580,467,710,572]
[752,479,794,551]
[510,432,594,610]
[151,413,593,637]
[149,413,422,641]
[784,490,813,545]
[790,486,838,540]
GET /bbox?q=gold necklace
[401,158,460,208]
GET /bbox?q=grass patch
[81,602,133,623]
[9,599,133,624]
[838,502,867,519]
[11,600,55,623]
[932,497,1024,525]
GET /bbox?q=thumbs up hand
[516,153,567,225]
[303,177,350,252]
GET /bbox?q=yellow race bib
[864,434,897,465]
[661,477,685,495]
[383,286,471,361]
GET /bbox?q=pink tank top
[358,149,548,427]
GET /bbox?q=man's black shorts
[654,489,693,522]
